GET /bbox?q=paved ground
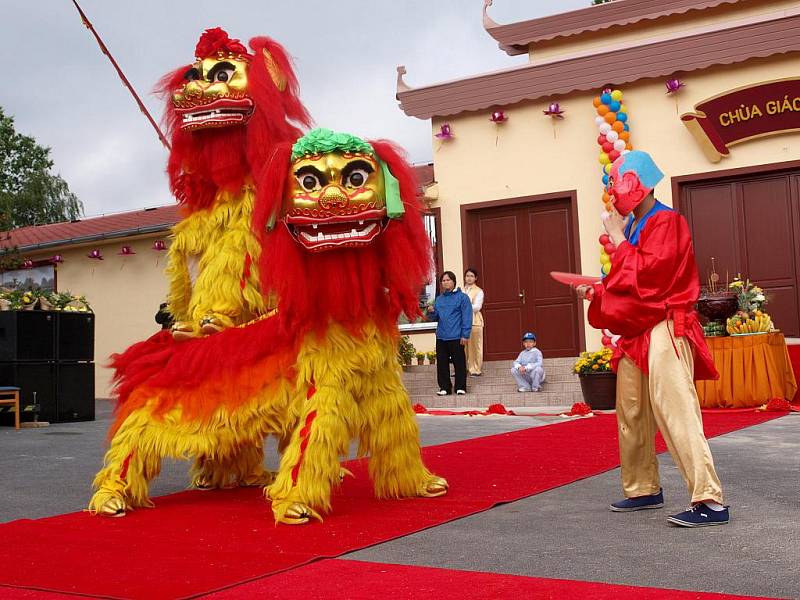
[1,401,797,598]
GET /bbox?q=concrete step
[408,389,584,408]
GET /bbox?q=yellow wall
[529,0,799,64]
[427,53,800,351]
[28,235,170,396]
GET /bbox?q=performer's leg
[360,367,448,500]
[89,409,163,516]
[436,339,451,393]
[452,341,467,392]
[616,356,661,498]
[267,384,358,524]
[191,443,273,489]
[648,321,723,505]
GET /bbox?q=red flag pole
[70,0,171,151]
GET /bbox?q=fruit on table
[726,310,772,334]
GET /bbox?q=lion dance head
[254,128,433,332]
[157,27,312,212]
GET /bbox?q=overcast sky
[3,1,588,218]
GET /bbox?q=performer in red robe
[577,150,728,527]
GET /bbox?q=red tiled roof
[0,205,181,252]
[483,0,748,55]
[398,13,800,119]
[0,165,435,252]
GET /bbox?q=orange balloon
[626,142,633,150]
[604,202,614,212]
[603,192,611,203]
[597,105,610,116]
[593,96,602,107]
[612,120,625,132]
[619,131,630,141]
[604,112,617,124]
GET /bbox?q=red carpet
[0,412,781,600]
[203,559,786,599]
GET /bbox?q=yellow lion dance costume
[90,128,447,524]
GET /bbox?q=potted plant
[574,348,616,410]
[415,352,426,366]
[397,335,416,368]
[426,351,436,365]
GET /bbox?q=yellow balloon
[620,104,627,113]
[611,90,623,101]
[599,153,610,165]
[600,253,610,265]
[604,163,612,174]
[602,262,611,275]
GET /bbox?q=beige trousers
[616,320,723,504]
[466,325,484,375]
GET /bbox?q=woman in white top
[463,268,485,376]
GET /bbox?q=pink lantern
[544,103,565,119]
[434,123,454,140]
[118,245,136,256]
[22,259,34,269]
[665,78,685,94]
[51,254,64,264]
[152,240,167,251]
[489,110,508,123]
[87,249,103,260]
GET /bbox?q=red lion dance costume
[89,76,448,521]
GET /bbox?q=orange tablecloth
[696,333,798,408]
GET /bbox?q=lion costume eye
[212,69,234,83]
[345,169,369,188]
[298,173,321,192]
[184,67,201,81]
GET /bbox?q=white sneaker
[518,387,530,393]
[455,389,466,395]
[437,390,448,396]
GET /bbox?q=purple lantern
[544,102,565,119]
[22,259,34,269]
[87,249,103,260]
[152,240,167,251]
[665,78,685,94]
[434,123,454,140]
[51,254,64,264]
[118,245,136,256]
[489,110,508,123]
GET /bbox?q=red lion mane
[155,34,312,213]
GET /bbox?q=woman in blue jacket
[427,271,473,396]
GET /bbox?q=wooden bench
[0,386,21,430]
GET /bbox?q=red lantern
[118,245,136,256]
[22,259,34,269]
[489,110,508,123]
[152,240,167,251]
[51,255,64,264]
[87,249,103,260]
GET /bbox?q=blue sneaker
[609,489,664,512]
[667,502,730,527]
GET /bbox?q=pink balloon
[606,130,619,143]
[613,139,626,152]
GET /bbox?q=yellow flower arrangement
[573,347,614,375]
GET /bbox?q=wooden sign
[681,78,800,162]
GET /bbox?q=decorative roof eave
[483,0,748,56]
[398,13,800,120]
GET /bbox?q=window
[399,207,442,332]
[0,263,55,292]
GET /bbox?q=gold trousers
[466,325,484,375]
[616,320,723,504]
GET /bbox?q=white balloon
[613,139,626,152]
[595,116,605,126]
[599,123,612,135]
[606,130,619,143]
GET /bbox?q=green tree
[0,107,83,230]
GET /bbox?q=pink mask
[608,168,648,216]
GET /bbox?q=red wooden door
[465,197,581,359]
[681,172,800,337]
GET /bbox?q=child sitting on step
[511,332,545,392]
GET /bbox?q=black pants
[436,339,467,393]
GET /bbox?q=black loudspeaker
[0,311,56,361]
[0,362,57,422]
[57,362,95,422]
[57,312,95,361]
